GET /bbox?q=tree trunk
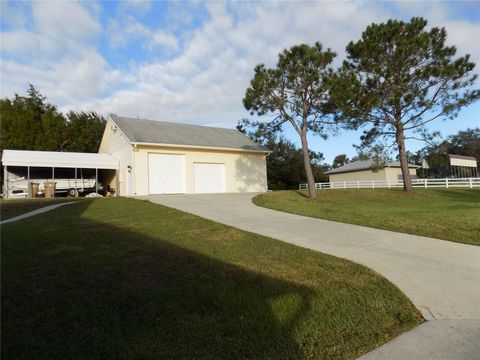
[396,126,413,192]
[300,131,317,199]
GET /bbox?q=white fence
[299,177,480,190]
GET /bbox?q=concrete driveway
[147,193,480,359]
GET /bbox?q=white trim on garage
[148,153,186,194]
[193,162,226,193]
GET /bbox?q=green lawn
[1,198,421,359]
[253,189,480,246]
[0,198,76,221]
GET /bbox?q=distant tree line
[0,85,106,155]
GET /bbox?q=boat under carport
[1,150,119,199]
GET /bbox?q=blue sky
[1,0,479,163]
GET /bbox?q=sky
[1,0,479,163]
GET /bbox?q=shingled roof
[326,159,419,174]
[110,115,269,153]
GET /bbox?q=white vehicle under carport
[7,175,103,198]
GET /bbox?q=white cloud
[91,1,391,125]
[1,1,101,60]
[0,1,118,106]
[1,0,478,134]
[150,31,178,50]
[108,17,178,51]
[119,0,151,14]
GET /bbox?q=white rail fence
[299,177,480,190]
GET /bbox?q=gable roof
[325,159,419,174]
[110,115,269,153]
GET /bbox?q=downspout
[265,151,271,191]
[132,144,137,195]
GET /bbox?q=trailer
[7,174,102,198]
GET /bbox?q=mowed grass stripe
[253,189,480,246]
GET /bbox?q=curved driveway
[148,193,480,359]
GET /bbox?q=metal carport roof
[1,150,119,170]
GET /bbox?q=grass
[0,198,77,220]
[1,197,421,359]
[253,189,480,246]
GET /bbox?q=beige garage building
[325,159,419,184]
[99,115,269,196]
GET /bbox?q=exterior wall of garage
[98,118,133,196]
[132,145,268,195]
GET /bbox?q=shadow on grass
[294,190,310,198]
[2,200,314,359]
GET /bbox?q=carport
[1,150,119,199]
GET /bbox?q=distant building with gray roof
[325,158,419,184]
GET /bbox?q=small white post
[469,178,473,189]
[387,179,390,189]
[344,181,346,189]
[357,181,360,189]
[445,178,449,189]
[424,178,427,188]
[372,180,375,189]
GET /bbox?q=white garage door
[194,163,225,193]
[148,153,185,194]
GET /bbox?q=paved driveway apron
[147,193,480,360]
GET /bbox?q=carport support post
[75,168,77,196]
[4,165,8,199]
[116,169,120,197]
[52,166,55,198]
[95,168,98,194]
[27,166,30,198]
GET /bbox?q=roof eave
[131,141,270,154]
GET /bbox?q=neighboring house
[1,115,270,198]
[99,115,270,195]
[325,159,419,184]
[421,154,478,178]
